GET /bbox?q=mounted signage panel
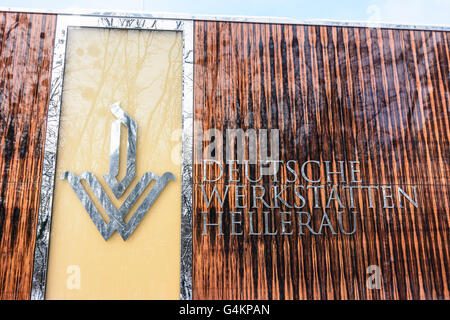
[30,16,193,300]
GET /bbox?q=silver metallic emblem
[62,102,175,241]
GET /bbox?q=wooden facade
[193,21,449,299]
[0,11,448,299]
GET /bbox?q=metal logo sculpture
[62,102,175,241]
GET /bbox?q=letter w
[200,185,229,208]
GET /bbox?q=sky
[0,0,449,26]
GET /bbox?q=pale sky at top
[0,0,449,26]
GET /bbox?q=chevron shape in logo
[62,102,175,241]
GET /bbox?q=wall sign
[29,15,193,300]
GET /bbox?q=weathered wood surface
[0,12,56,300]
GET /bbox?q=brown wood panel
[193,21,449,299]
[0,12,56,300]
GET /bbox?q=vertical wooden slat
[0,12,56,300]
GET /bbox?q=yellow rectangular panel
[46,27,182,299]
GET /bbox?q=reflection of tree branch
[75,29,123,157]
[125,28,154,110]
[144,33,182,142]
